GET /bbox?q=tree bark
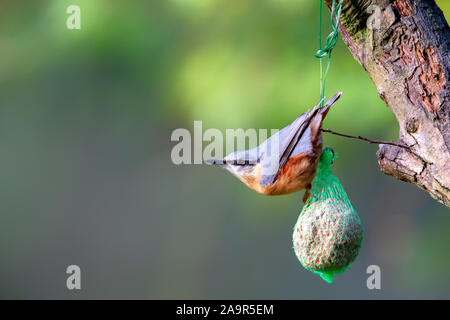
[325,0,450,207]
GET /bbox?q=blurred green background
[0,0,449,299]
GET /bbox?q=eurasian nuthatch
[206,92,342,201]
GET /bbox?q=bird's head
[205,150,260,186]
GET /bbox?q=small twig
[321,128,410,149]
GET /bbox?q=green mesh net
[293,147,363,283]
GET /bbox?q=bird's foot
[302,185,312,204]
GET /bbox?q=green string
[315,0,343,106]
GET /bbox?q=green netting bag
[293,147,363,283]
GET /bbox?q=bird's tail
[315,92,342,118]
[310,92,342,145]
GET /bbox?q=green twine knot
[315,0,343,105]
[315,0,343,59]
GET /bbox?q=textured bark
[325,0,450,207]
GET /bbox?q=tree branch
[325,0,450,207]
[321,128,410,149]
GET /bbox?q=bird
[205,92,342,202]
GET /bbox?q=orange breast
[243,152,320,196]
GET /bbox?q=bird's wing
[290,92,342,158]
[259,110,318,186]
[259,92,342,186]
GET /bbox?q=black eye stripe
[226,159,256,166]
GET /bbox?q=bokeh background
[0,0,449,299]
